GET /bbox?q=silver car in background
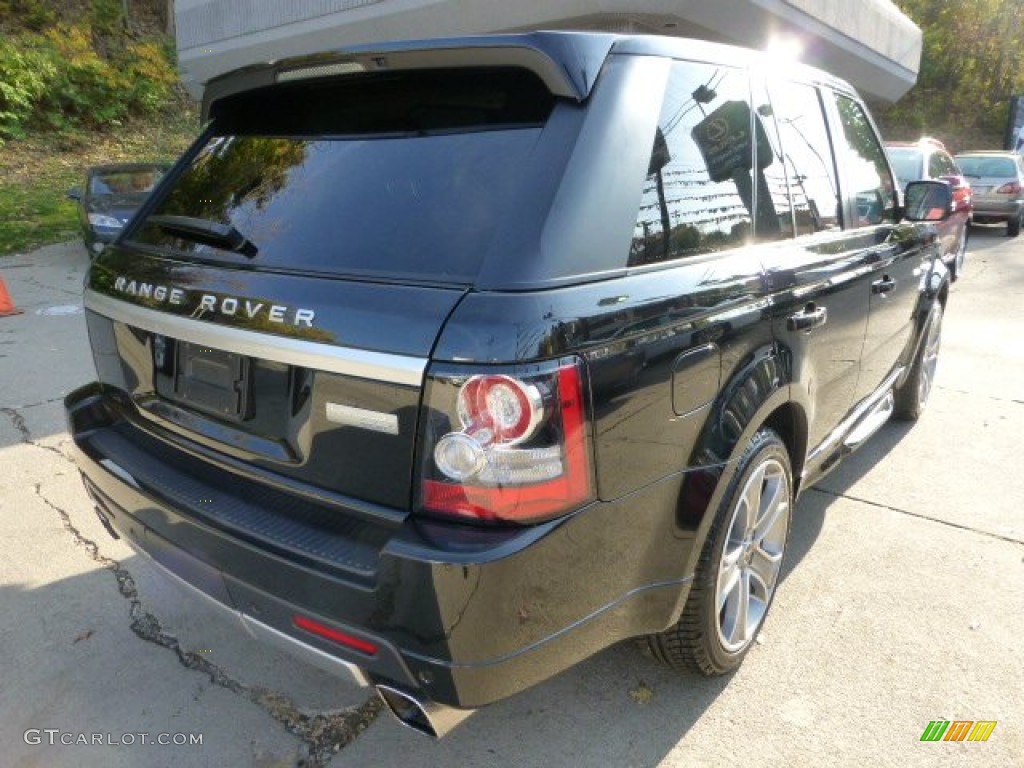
[954,151,1024,236]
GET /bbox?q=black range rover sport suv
[66,32,952,737]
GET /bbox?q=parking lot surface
[1,232,1021,767]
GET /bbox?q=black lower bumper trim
[85,473,417,688]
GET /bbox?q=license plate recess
[173,342,251,421]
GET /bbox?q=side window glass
[929,151,956,178]
[765,80,842,235]
[630,63,757,266]
[832,94,896,227]
[751,78,794,240]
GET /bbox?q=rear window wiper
[146,214,258,258]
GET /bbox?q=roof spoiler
[201,32,617,121]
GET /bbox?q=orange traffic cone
[0,275,23,317]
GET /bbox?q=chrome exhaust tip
[375,684,475,739]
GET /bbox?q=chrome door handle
[872,276,896,295]
[787,305,828,332]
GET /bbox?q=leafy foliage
[0,3,179,142]
[874,0,1024,149]
[0,1,195,256]
[161,138,310,222]
[0,37,55,139]
[0,103,197,256]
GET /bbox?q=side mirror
[67,188,82,201]
[904,180,952,222]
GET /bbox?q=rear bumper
[970,198,1024,220]
[116,514,372,689]
[66,382,692,708]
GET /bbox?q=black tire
[645,428,792,675]
[1008,213,1020,237]
[894,301,942,421]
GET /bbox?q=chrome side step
[802,366,905,488]
[843,389,894,449]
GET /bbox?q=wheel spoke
[717,559,741,612]
[919,311,942,405]
[753,471,786,542]
[749,546,782,591]
[722,540,743,570]
[919,367,933,404]
[734,570,751,645]
[740,464,766,534]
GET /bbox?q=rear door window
[127,69,557,284]
[764,79,842,235]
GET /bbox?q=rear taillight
[418,358,593,524]
[996,181,1022,194]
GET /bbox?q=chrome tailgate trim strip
[85,289,426,387]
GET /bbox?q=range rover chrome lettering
[112,276,316,327]
[66,32,953,738]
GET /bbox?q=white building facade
[175,0,922,102]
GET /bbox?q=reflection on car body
[67,163,168,255]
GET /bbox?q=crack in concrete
[934,385,1024,407]
[29,477,383,766]
[9,390,387,761]
[9,395,67,410]
[2,406,31,441]
[1,406,65,457]
[809,486,1024,548]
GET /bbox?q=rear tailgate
[84,246,464,511]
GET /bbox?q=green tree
[875,0,1024,149]
[0,2,180,142]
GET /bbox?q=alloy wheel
[715,458,791,652]
[955,228,966,277]
[917,306,942,408]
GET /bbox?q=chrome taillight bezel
[417,357,593,524]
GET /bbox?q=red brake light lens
[419,359,593,524]
[292,614,378,656]
[996,181,1022,194]
[457,374,543,445]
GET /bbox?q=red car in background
[886,138,972,280]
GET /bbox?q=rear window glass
[129,69,555,283]
[956,155,1017,177]
[90,168,164,196]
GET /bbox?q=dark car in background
[954,150,1024,237]
[68,163,167,255]
[886,138,972,278]
[65,33,953,738]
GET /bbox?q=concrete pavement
[0,231,1021,767]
